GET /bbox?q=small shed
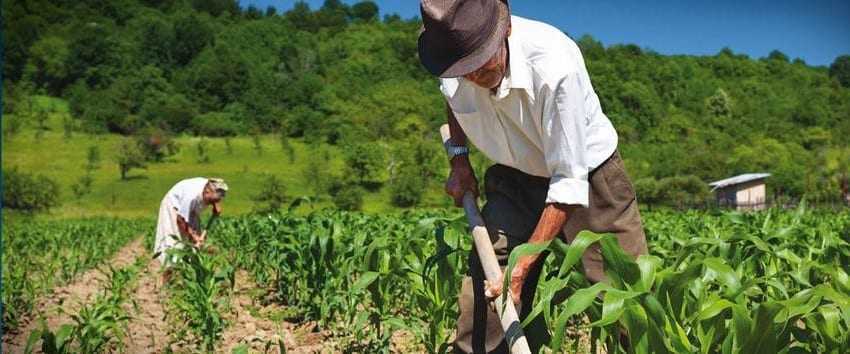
[709,173,771,210]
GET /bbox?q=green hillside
[3,0,850,217]
[2,96,457,219]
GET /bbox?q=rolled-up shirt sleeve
[541,72,591,208]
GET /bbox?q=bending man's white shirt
[155,177,207,265]
[440,15,618,208]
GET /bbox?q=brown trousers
[454,150,648,354]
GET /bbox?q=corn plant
[2,218,147,333]
[205,205,849,353]
[24,259,143,354]
[404,215,470,354]
[505,204,850,353]
[166,239,235,353]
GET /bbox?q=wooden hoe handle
[440,125,532,354]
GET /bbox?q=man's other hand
[445,157,479,207]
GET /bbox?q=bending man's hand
[445,156,479,207]
[484,260,534,304]
[484,203,573,304]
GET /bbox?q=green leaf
[600,234,642,286]
[558,231,604,277]
[548,282,609,352]
[352,271,380,292]
[636,255,662,293]
[742,302,782,354]
[590,289,641,327]
[703,258,741,294]
[231,344,250,354]
[698,298,735,320]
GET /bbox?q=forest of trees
[3,0,850,207]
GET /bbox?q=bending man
[154,177,228,285]
[417,0,648,352]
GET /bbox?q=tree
[820,147,850,205]
[196,138,211,163]
[116,138,147,180]
[767,50,789,62]
[705,88,732,118]
[316,0,350,29]
[173,14,214,67]
[252,174,288,213]
[136,127,179,162]
[285,2,318,32]
[2,168,61,212]
[244,5,262,19]
[139,93,198,132]
[134,13,176,68]
[344,143,386,188]
[27,35,71,94]
[829,55,850,88]
[351,1,379,22]
[279,132,295,162]
[576,34,604,60]
[86,145,101,172]
[331,183,364,211]
[389,165,426,208]
[191,0,239,17]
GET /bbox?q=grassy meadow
[2,97,451,220]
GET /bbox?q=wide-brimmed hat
[418,0,510,78]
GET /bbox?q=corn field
[2,219,147,332]
[3,205,849,353]
[209,204,850,353]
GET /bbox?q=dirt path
[2,238,146,353]
[3,241,418,354]
[122,256,170,353]
[218,271,326,354]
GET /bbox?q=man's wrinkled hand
[445,164,479,207]
[483,264,529,305]
[193,230,206,248]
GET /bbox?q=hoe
[440,124,532,354]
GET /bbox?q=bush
[196,138,211,164]
[330,183,364,211]
[634,177,661,204]
[140,93,199,133]
[136,127,179,162]
[252,174,288,213]
[344,142,386,188]
[71,174,94,198]
[636,175,711,208]
[2,168,61,212]
[302,147,333,196]
[191,111,246,137]
[116,139,147,180]
[389,166,426,208]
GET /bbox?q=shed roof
[709,173,771,190]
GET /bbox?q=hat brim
[418,1,510,78]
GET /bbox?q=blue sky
[239,0,850,67]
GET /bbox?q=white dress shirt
[440,15,618,208]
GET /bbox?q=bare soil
[2,239,435,354]
[122,256,170,353]
[217,271,328,354]
[2,238,145,353]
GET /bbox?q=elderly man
[418,0,648,352]
[155,177,228,283]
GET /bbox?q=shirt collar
[491,32,533,100]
